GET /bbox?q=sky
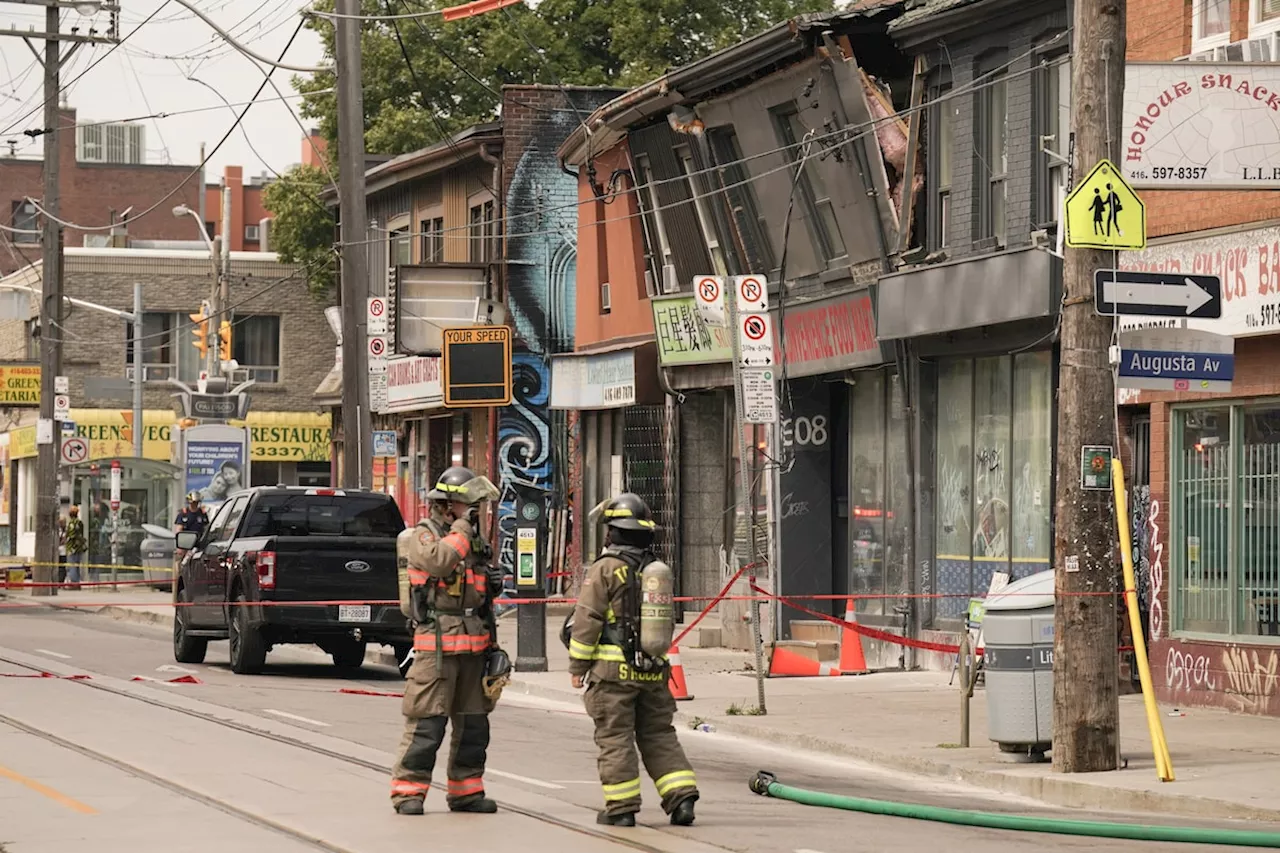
[0,0,326,178]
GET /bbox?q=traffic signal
[218,320,232,362]
[190,307,209,359]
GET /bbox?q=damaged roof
[559,4,904,165]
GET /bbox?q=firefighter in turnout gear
[567,492,699,828]
[390,465,507,816]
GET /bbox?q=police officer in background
[566,493,699,827]
[390,466,512,816]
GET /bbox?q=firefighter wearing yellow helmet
[390,465,511,816]
[565,492,699,827]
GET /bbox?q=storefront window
[1012,352,1053,567]
[850,372,887,613]
[1171,404,1280,637]
[933,353,1053,626]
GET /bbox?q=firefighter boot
[597,810,637,827]
[670,798,696,826]
[449,798,498,813]
[395,799,425,816]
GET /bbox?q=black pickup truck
[172,486,412,675]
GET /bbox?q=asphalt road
[0,606,1275,853]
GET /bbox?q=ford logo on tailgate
[345,560,371,573]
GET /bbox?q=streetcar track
[0,713,353,853]
[0,654,709,853]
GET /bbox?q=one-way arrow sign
[1094,270,1222,319]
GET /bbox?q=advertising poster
[186,441,246,509]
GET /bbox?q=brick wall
[0,252,333,413]
[1,110,202,276]
[920,4,1070,257]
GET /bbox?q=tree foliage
[261,164,337,296]
[294,0,836,157]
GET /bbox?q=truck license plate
[338,605,371,622]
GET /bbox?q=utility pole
[1052,0,1126,772]
[335,0,372,489]
[0,0,118,595]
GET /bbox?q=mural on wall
[505,109,580,356]
[565,409,582,578]
[496,353,552,575]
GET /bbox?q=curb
[503,679,1280,826]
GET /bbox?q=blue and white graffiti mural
[496,353,552,575]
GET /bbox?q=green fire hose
[748,772,1280,848]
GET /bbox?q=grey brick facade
[0,250,331,415]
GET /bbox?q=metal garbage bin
[981,569,1055,756]
[139,524,176,590]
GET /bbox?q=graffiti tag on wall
[1148,498,1165,640]
[1223,647,1280,715]
[1165,647,1216,693]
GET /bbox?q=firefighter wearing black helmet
[389,465,511,816]
[566,492,699,827]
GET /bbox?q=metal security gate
[623,402,679,571]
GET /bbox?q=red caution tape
[167,674,203,684]
[337,688,404,698]
[0,671,91,680]
[673,562,753,647]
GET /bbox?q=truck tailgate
[267,536,398,604]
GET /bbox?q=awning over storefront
[549,343,662,410]
[875,247,1062,340]
[8,409,332,463]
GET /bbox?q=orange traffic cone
[667,645,694,700]
[767,645,842,677]
[838,598,870,675]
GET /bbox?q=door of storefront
[932,351,1054,627]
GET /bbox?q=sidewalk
[8,584,1280,825]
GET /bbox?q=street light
[173,204,222,374]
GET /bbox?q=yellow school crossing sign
[1064,159,1146,251]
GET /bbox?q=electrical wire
[35,88,334,136]
[19,17,313,234]
[0,0,175,137]
[137,0,325,73]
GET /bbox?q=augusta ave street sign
[1117,327,1235,393]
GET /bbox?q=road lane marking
[263,709,330,727]
[156,664,197,674]
[34,649,71,659]
[487,769,563,790]
[0,764,97,814]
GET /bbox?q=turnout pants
[390,652,494,809]
[584,678,699,817]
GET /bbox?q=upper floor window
[928,81,954,250]
[772,104,847,264]
[706,126,775,275]
[1252,0,1280,36]
[1194,0,1231,50]
[1035,48,1071,226]
[631,153,675,297]
[232,314,281,383]
[976,71,1009,246]
[468,199,498,264]
[126,312,198,383]
[674,145,728,277]
[420,215,444,262]
[11,200,38,244]
[388,216,412,268]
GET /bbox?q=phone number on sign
[1247,303,1280,330]
[1130,166,1209,181]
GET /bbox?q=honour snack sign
[1124,63,1280,188]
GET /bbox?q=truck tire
[228,590,267,675]
[329,639,367,670]
[173,585,207,664]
